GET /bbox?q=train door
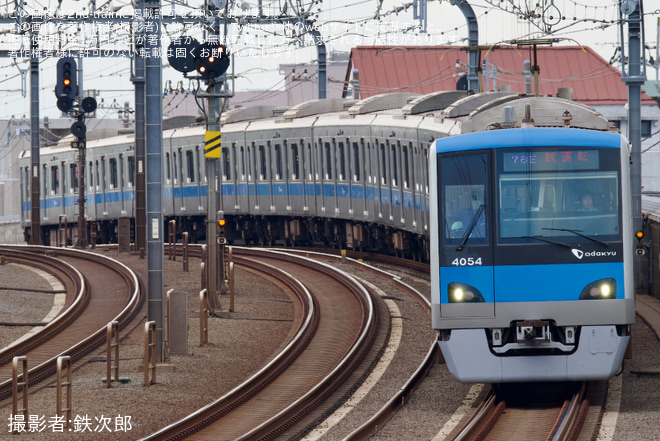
[437,151,494,318]
[288,141,304,214]
[236,144,249,213]
[365,142,376,220]
[337,139,350,217]
[304,142,315,214]
[378,141,389,223]
[272,142,287,213]
[126,156,135,217]
[401,141,415,232]
[391,141,403,226]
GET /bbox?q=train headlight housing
[579,278,616,300]
[448,282,484,303]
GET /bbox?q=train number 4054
[451,257,482,266]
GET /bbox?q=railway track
[448,381,605,441]
[0,245,143,401]
[140,247,384,440]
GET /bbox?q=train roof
[20,92,614,159]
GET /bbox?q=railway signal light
[197,43,230,80]
[217,210,227,245]
[56,57,78,112]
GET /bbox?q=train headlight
[448,282,484,303]
[579,278,616,300]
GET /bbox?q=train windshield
[442,153,488,246]
[497,147,621,243]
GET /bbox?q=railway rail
[0,245,142,402]
[141,247,383,440]
[448,381,604,441]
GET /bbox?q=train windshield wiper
[513,235,572,248]
[542,228,610,247]
[456,204,485,251]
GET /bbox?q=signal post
[54,57,97,248]
[167,35,231,301]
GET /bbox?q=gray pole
[206,80,221,298]
[621,0,646,287]
[145,0,164,360]
[454,0,479,93]
[132,4,147,255]
[311,28,327,99]
[29,39,41,245]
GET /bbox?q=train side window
[88,161,93,189]
[173,152,178,184]
[166,153,171,184]
[380,143,387,185]
[24,167,29,194]
[291,143,300,180]
[43,165,47,195]
[366,143,373,184]
[247,145,254,181]
[324,142,333,180]
[352,142,361,182]
[231,145,237,182]
[61,162,67,195]
[338,141,346,181]
[240,146,246,180]
[259,144,267,181]
[109,158,118,189]
[275,143,283,180]
[101,159,107,191]
[403,143,411,189]
[186,150,195,183]
[51,165,59,195]
[309,143,315,180]
[391,143,398,187]
[222,147,231,181]
[127,156,135,187]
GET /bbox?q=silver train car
[19,91,627,263]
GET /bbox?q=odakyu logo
[571,249,617,260]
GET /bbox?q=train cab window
[109,158,118,189]
[498,147,621,241]
[352,142,361,182]
[391,144,398,187]
[101,159,107,190]
[275,144,283,180]
[187,150,195,183]
[259,145,267,181]
[127,156,135,187]
[441,153,488,245]
[338,142,346,181]
[51,165,59,194]
[291,143,300,180]
[324,142,333,180]
[24,167,29,194]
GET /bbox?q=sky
[0,0,658,121]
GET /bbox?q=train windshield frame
[496,146,621,244]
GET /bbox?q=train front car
[430,127,634,383]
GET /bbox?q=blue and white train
[20,91,636,382]
[429,110,635,382]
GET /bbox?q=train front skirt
[438,326,629,383]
